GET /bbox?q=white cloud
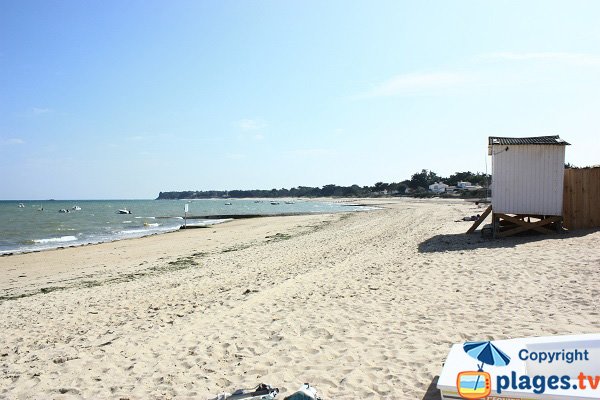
[484,52,600,66]
[354,72,469,99]
[235,118,267,131]
[0,138,25,145]
[234,119,267,141]
[32,107,51,115]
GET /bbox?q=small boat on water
[71,205,82,211]
[18,203,25,208]
[270,201,280,205]
[224,202,232,205]
[58,208,69,213]
[284,201,295,204]
[118,209,132,214]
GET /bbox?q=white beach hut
[489,135,569,216]
[468,135,570,237]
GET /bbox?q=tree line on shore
[156,170,490,199]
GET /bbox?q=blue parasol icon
[463,341,511,392]
[463,341,511,371]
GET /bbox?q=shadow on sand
[418,228,599,253]
[422,376,442,400]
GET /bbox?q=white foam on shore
[118,225,176,236]
[33,235,78,244]
[185,218,233,227]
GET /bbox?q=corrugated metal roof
[488,135,570,145]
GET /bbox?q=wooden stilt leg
[466,205,492,234]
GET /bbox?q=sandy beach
[1,198,599,399]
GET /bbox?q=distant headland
[156,170,490,200]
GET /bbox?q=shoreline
[0,199,379,257]
[2,197,597,399]
[0,212,346,301]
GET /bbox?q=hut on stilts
[467,135,570,237]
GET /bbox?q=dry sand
[1,198,599,399]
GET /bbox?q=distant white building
[429,182,449,193]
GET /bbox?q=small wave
[119,229,148,234]
[144,223,159,227]
[122,220,132,223]
[135,216,155,219]
[205,218,233,225]
[118,225,176,235]
[186,218,233,227]
[33,235,78,244]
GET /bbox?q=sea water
[0,199,370,254]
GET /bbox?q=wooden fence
[563,167,600,230]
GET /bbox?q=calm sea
[0,199,368,254]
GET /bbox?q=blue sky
[1,1,599,199]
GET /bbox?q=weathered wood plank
[466,205,492,234]
[563,167,600,230]
[496,215,560,237]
